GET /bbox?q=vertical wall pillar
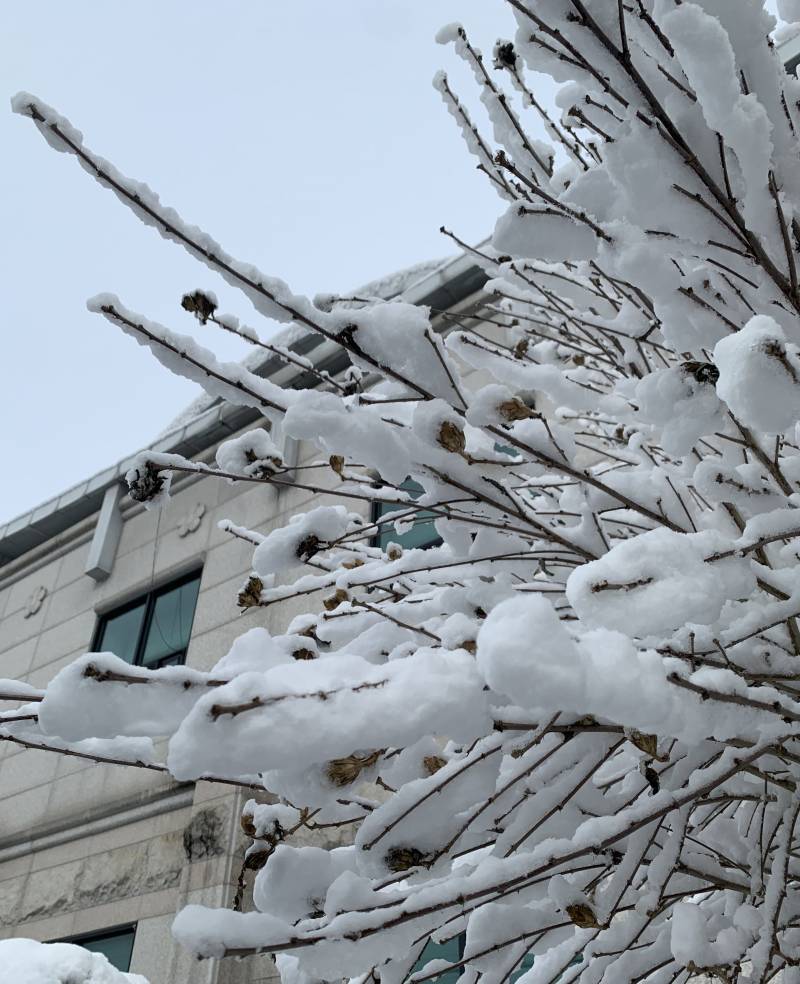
[84,483,125,581]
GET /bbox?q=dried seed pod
[128,461,166,504]
[237,575,264,610]
[244,447,282,478]
[297,534,322,562]
[680,360,719,385]
[494,40,517,70]
[292,648,317,661]
[566,903,599,929]
[384,846,428,873]
[240,809,257,838]
[323,588,349,612]
[423,755,447,776]
[498,397,534,422]
[325,750,381,787]
[628,730,660,760]
[513,338,529,360]
[438,420,466,454]
[386,544,403,561]
[181,289,218,324]
[244,847,273,871]
[337,323,360,350]
[342,558,365,570]
[329,454,345,475]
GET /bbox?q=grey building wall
[0,426,353,984]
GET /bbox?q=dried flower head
[237,575,264,610]
[323,588,349,612]
[292,647,317,661]
[498,397,534,422]
[297,534,322,562]
[437,420,466,454]
[628,729,662,761]
[325,750,381,787]
[240,809,257,838]
[423,755,447,776]
[244,447,282,479]
[566,903,600,929]
[384,846,428,873]
[180,289,218,325]
[128,461,166,503]
[244,846,273,871]
[494,40,517,70]
[680,360,719,385]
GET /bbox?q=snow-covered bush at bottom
[10,1,800,982]
[0,939,148,984]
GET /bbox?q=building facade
[0,255,488,983]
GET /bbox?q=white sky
[0,0,783,524]
[0,1,519,523]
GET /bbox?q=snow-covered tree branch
[9,1,800,981]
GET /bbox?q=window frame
[92,568,202,669]
[54,923,137,973]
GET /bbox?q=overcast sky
[0,1,783,524]
[0,1,523,523]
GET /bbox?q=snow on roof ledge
[779,29,800,76]
[0,251,487,571]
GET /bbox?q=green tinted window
[94,571,201,669]
[413,935,463,984]
[494,442,517,458]
[97,603,146,664]
[375,478,441,551]
[511,952,535,981]
[412,935,535,984]
[59,927,136,972]
[141,577,201,666]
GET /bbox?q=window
[413,935,463,984]
[94,570,202,668]
[56,926,136,972]
[413,935,535,983]
[373,478,441,551]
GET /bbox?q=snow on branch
[14,2,800,982]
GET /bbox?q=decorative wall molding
[23,584,47,618]
[0,785,194,864]
[177,502,206,537]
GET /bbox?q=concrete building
[0,254,488,983]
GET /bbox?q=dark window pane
[510,952,535,981]
[74,929,136,972]
[413,935,463,984]
[376,478,441,551]
[141,576,201,667]
[97,604,146,665]
[494,442,517,457]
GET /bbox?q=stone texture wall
[0,427,348,983]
